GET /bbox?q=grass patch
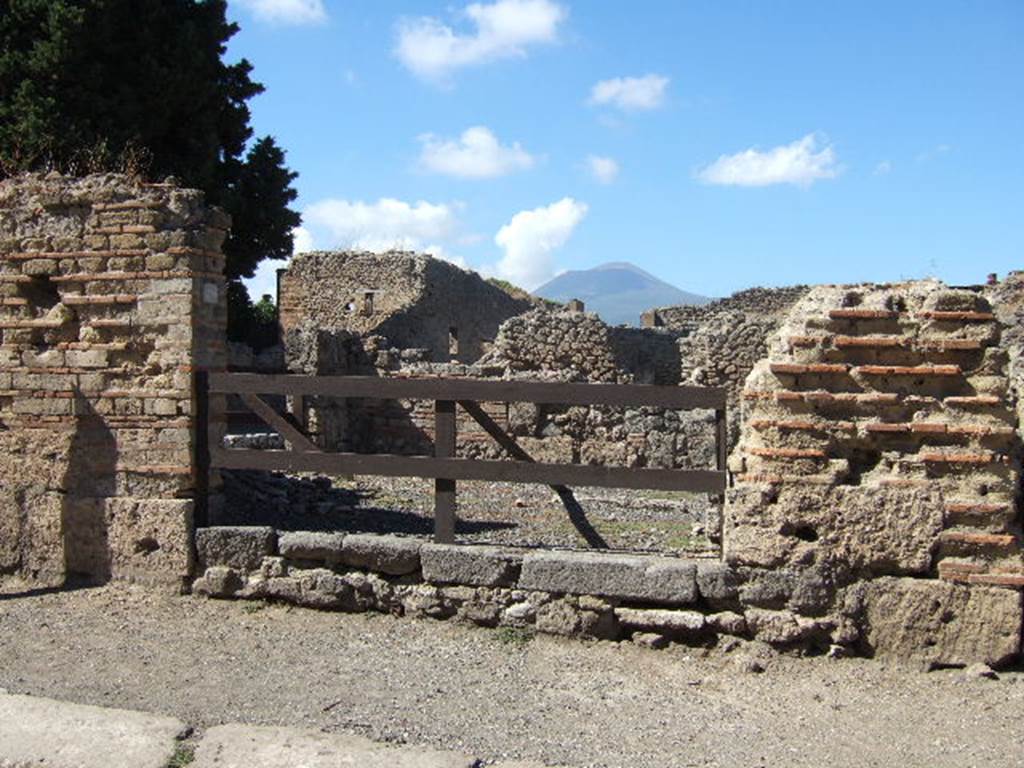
[167,744,195,768]
[241,602,266,614]
[495,625,535,647]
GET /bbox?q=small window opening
[449,326,459,360]
[361,291,374,316]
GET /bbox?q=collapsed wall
[727,280,1023,663]
[279,251,533,364]
[0,173,226,588]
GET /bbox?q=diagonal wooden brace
[240,392,320,453]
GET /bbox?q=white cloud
[423,244,468,269]
[916,144,952,163]
[242,226,314,301]
[418,126,536,179]
[873,160,892,176]
[695,133,840,187]
[589,74,669,111]
[586,155,619,184]
[303,197,459,253]
[395,0,567,82]
[492,197,588,289]
[234,0,327,25]
[292,226,315,254]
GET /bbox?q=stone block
[65,349,109,368]
[104,498,194,586]
[196,526,275,572]
[614,607,706,635]
[695,561,746,608]
[724,485,944,575]
[341,533,421,575]
[745,608,804,645]
[860,577,1022,667]
[536,597,618,639]
[194,566,243,597]
[421,544,521,587]
[519,551,698,605]
[278,531,345,563]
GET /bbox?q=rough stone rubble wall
[0,173,226,588]
[648,285,811,330]
[284,307,718,472]
[279,251,533,364]
[192,527,1022,668]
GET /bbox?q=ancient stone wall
[279,251,533,364]
[201,277,1023,666]
[0,173,226,588]
[725,280,1023,661]
[646,285,811,330]
[283,308,716,472]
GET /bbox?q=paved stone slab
[192,723,476,768]
[519,551,698,604]
[196,526,276,572]
[341,533,421,575]
[421,543,522,586]
[0,692,184,768]
[278,531,345,562]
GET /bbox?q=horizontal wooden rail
[197,371,729,543]
[208,372,726,410]
[210,447,726,493]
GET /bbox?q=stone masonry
[279,251,533,364]
[0,173,226,588]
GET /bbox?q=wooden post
[715,407,728,476]
[194,369,210,528]
[714,406,728,541]
[434,399,457,543]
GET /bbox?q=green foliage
[166,743,195,768]
[495,625,535,647]
[0,0,300,336]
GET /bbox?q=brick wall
[0,173,227,588]
[727,281,1023,587]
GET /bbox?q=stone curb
[0,692,186,768]
[0,693,563,768]
[193,723,475,768]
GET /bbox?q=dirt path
[1,582,1022,768]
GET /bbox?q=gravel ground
[219,470,718,556]
[2,582,1022,768]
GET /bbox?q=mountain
[534,262,709,326]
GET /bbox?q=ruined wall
[646,285,811,330]
[284,308,715,472]
[200,277,1022,666]
[0,173,226,588]
[279,251,533,364]
[725,280,1023,663]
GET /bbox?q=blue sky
[229,0,1024,302]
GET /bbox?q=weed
[495,625,535,647]
[167,743,195,768]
